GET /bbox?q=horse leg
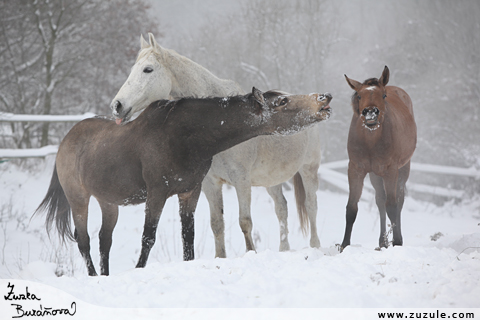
[202,177,226,258]
[341,163,367,250]
[393,161,411,246]
[178,185,202,261]
[298,164,321,248]
[235,178,255,253]
[136,189,167,268]
[97,200,119,276]
[70,199,97,276]
[383,167,403,246]
[266,184,290,252]
[369,173,388,248]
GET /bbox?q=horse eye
[143,67,153,73]
[357,95,361,100]
[279,98,288,106]
[383,94,387,99]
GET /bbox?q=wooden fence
[1,112,479,199]
[0,112,95,158]
[319,160,479,200]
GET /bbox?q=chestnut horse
[340,66,416,250]
[34,88,332,276]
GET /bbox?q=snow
[0,158,479,318]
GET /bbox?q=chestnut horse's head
[344,66,390,130]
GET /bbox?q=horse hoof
[279,242,290,252]
[335,243,344,253]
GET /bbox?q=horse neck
[350,114,386,151]
[165,97,263,159]
[164,50,232,99]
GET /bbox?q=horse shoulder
[386,86,414,116]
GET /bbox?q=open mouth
[316,93,332,119]
[316,104,332,120]
[115,108,132,125]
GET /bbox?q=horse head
[111,33,172,124]
[250,88,332,134]
[345,66,390,130]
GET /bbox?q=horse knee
[211,215,225,237]
[141,235,156,249]
[239,216,253,234]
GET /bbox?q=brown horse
[34,88,332,276]
[340,66,416,250]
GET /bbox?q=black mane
[363,78,380,86]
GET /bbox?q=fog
[148,0,480,196]
[1,0,478,198]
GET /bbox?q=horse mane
[169,89,284,104]
[363,78,380,86]
[149,90,285,124]
[135,43,177,63]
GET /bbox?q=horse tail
[293,172,309,236]
[33,164,75,243]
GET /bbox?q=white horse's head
[110,33,172,124]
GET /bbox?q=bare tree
[170,0,340,159]
[0,0,160,148]
[375,1,480,167]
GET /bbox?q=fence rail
[0,112,96,122]
[321,159,480,179]
[319,160,479,200]
[0,113,96,159]
[1,112,478,199]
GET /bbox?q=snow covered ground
[1,157,479,318]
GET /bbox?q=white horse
[111,33,327,257]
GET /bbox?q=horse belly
[85,166,146,206]
[250,134,309,186]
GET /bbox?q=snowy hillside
[1,158,479,318]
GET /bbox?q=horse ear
[148,33,159,50]
[140,34,149,49]
[379,66,390,86]
[252,87,265,106]
[344,74,362,91]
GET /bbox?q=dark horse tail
[33,164,75,242]
[293,172,309,236]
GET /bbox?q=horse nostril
[317,93,331,102]
[114,101,123,113]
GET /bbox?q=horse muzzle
[315,92,333,120]
[111,100,132,124]
[362,107,379,127]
